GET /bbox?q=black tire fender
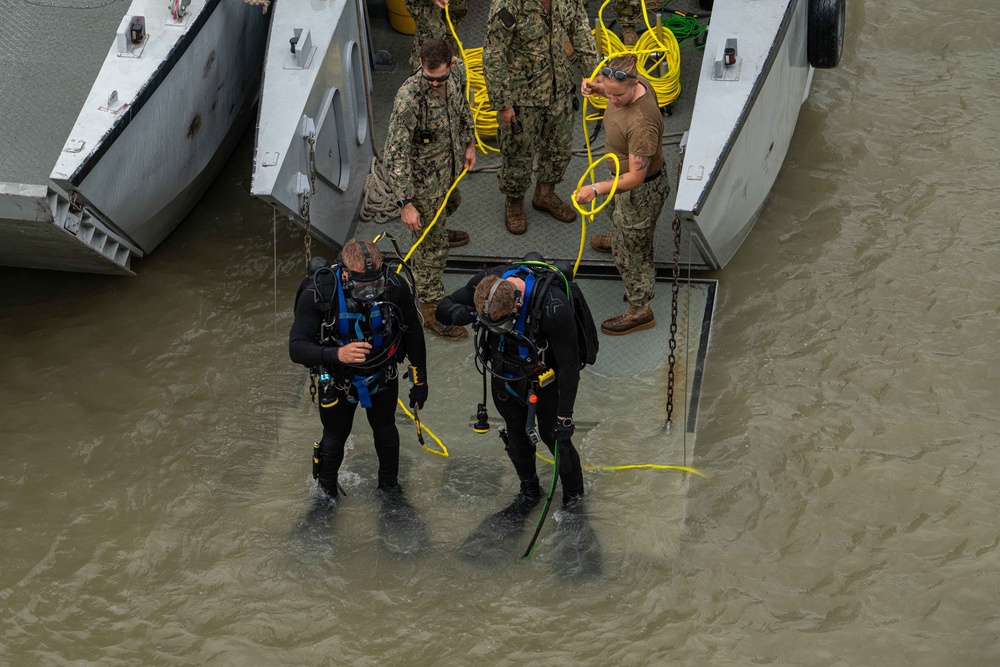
[807,0,845,68]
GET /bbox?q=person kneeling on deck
[575,54,669,336]
[383,37,476,339]
[437,256,598,523]
[289,240,428,510]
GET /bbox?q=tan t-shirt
[602,76,663,179]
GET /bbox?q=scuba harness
[307,236,418,409]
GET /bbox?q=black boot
[498,475,542,522]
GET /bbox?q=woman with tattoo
[575,54,669,336]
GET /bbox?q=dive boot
[531,182,576,223]
[421,301,468,339]
[590,233,612,253]
[497,476,543,523]
[458,484,541,563]
[447,229,470,248]
[505,196,526,235]
[600,305,655,336]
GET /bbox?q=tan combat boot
[600,305,655,336]
[532,182,576,223]
[590,233,612,253]
[505,196,527,235]
[447,229,470,248]
[622,24,639,47]
[421,301,468,339]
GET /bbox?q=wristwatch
[556,416,574,429]
[396,198,411,209]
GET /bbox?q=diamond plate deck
[0,0,129,187]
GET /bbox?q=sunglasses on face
[600,66,636,81]
[422,70,450,83]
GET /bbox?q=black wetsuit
[289,268,426,495]
[438,266,585,502]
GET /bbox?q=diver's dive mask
[478,279,522,335]
[341,242,386,303]
[348,272,386,303]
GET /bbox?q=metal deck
[363,0,712,272]
[0,0,128,187]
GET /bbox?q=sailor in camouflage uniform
[404,0,468,71]
[383,38,477,339]
[575,55,668,335]
[614,0,642,45]
[482,0,599,235]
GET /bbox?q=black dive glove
[554,417,574,445]
[409,383,428,410]
[406,365,428,409]
[448,303,478,327]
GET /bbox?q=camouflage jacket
[482,0,599,110]
[383,70,474,204]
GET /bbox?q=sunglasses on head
[601,66,636,81]
[422,71,450,83]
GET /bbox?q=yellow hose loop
[535,452,705,477]
[397,167,468,272]
[397,399,449,457]
[571,151,620,276]
[574,152,620,216]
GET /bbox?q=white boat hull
[675,0,813,269]
[50,0,268,261]
[251,0,376,250]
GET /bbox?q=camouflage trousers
[613,0,643,24]
[496,96,573,197]
[405,0,468,71]
[408,196,450,303]
[606,171,670,308]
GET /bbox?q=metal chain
[665,214,681,432]
[309,372,317,404]
[300,134,318,271]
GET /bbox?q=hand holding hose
[574,183,599,205]
[409,383,428,410]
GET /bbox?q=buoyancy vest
[318,268,400,408]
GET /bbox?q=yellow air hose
[571,153,620,276]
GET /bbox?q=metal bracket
[284,28,316,70]
[260,152,279,167]
[300,115,316,139]
[64,139,86,154]
[116,15,147,58]
[99,90,128,115]
[294,172,311,196]
[713,38,741,81]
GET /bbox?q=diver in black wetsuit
[289,240,428,505]
[437,262,586,516]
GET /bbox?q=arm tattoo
[633,155,650,171]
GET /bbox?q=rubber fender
[807,0,846,69]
